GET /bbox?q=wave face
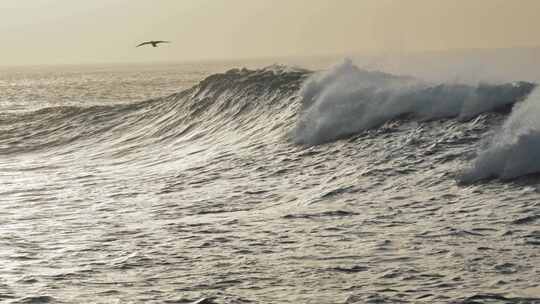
[2,62,540,304]
[3,61,534,157]
[0,66,307,155]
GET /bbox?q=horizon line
[1,45,540,69]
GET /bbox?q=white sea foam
[291,59,533,145]
[459,88,540,182]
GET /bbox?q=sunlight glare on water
[0,60,539,304]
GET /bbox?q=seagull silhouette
[136,40,171,48]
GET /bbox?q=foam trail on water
[459,88,540,182]
[291,59,534,145]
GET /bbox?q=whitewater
[0,58,539,304]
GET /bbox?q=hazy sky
[1,0,540,66]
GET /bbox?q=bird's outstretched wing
[136,41,152,47]
[155,41,171,45]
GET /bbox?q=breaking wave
[1,61,537,181]
[291,59,534,145]
[459,88,540,182]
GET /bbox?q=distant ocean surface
[1,56,540,304]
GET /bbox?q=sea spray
[459,88,540,182]
[290,59,534,145]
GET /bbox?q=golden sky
[1,0,539,65]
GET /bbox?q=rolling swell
[0,62,536,180]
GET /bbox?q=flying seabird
[136,40,171,48]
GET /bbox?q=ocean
[1,56,539,304]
